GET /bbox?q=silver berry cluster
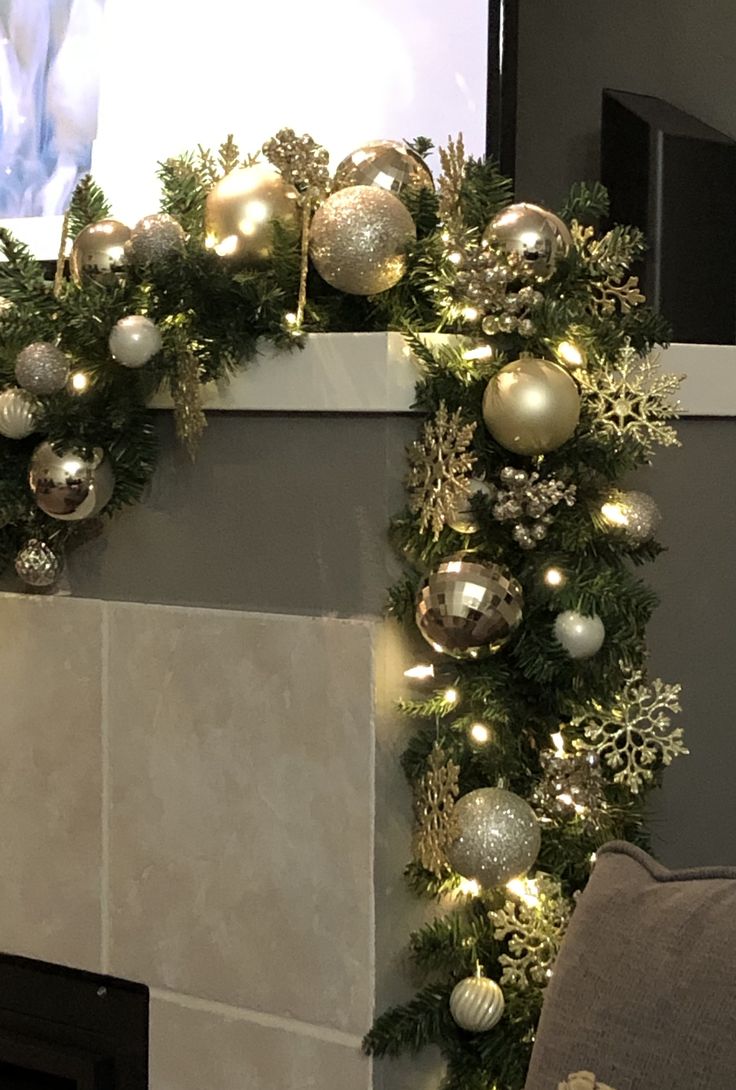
[491,466,576,549]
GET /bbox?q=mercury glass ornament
[484,202,572,281]
[447,478,493,534]
[0,388,39,439]
[126,213,186,264]
[482,357,580,455]
[601,490,661,544]
[29,442,115,521]
[416,554,523,657]
[554,610,605,659]
[309,185,416,295]
[333,139,434,194]
[450,975,505,1032]
[204,164,299,264]
[447,787,541,887]
[109,315,163,368]
[15,342,69,395]
[14,539,62,588]
[70,219,131,286]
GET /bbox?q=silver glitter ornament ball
[447,478,493,535]
[29,442,115,521]
[15,538,62,588]
[554,610,605,660]
[450,975,505,1032]
[70,218,131,287]
[416,554,523,658]
[125,213,186,265]
[601,490,661,544]
[309,185,416,295]
[0,387,39,439]
[15,342,69,395]
[484,202,572,281]
[109,315,163,368]
[447,787,541,888]
[333,140,434,194]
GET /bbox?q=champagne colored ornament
[449,973,505,1032]
[204,163,300,264]
[600,489,661,544]
[554,610,605,659]
[0,388,39,439]
[70,219,131,286]
[29,442,115,521]
[559,1073,617,1090]
[333,139,434,194]
[15,343,69,395]
[416,554,523,657]
[484,202,571,281]
[15,539,62,588]
[109,315,163,368]
[482,357,580,455]
[126,213,186,264]
[447,786,541,887]
[446,478,493,534]
[309,186,416,295]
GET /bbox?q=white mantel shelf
[149,334,736,417]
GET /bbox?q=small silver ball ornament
[554,610,605,659]
[15,539,63,588]
[125,213,186,264]
[447,479,493,534]
[447,786,541,887]
[482,357,580,455]
[109,315,163,368]
[69,218,131,286]
[0,388,40,438]
[29,442,115,521]
[450,975,505,1032]
[15,343,69,395]
[484,202,572,281]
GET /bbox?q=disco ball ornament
[29,442,115,521]
[447,478,493,534]
[309,185,416,295]
[204,163,300,264]
[14,539,62,588]
[70,219,131,286]
[126,213,186,264]
[109,315,163,368]
[553,610,605,660]
[482,357,580,455]
[333,139,434,194]
[484,202,572,281]
[447,786,541,887]
[415,554,523,658]
[601,490,661,544]
[450,975,505,1032]
[0,388,39,439]
[15,342,69,395]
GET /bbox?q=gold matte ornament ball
[450,975,505,1032]
[483,357,580,455]
[484,202,572,281]
[204,164,300,264]
[333,140,434,194]
[309,186,416,295]
[70,219,131,286]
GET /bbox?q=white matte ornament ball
[447,786,541,887]
[482,357,580,455]
[450,975,505,1032]
[554,611,605,659]
[447,479,493,534]
[15,342,69,395]
[109,315,163,368]
[0,388,39,439]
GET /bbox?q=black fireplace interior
[0,954,148,1089]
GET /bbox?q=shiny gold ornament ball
[447,786,541,887]
[416,554,523,658]
[204,164,300,264]
[29,442,115,522]
[447,478,493,534]
[483,357,580,455]
[484,202,572,281]
[70,219,131,286]
[450,975,505,1032]
[309,186,416,295]
[333,140,434,194]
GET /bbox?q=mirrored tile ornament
[333,139,434,194]
[447,786,541,887]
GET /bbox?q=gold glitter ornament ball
[449,975,505,1032]
[309,186,416,295]
[447,786,541,888]
[483,357,580,455]
[204,164,300,264]
[484,202,571,281]
[416,554,523,657]
[29,442,115,521]
[333,139,434,194]
[70,219,131,287]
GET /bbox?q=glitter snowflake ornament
[573,672,687,793]
[489,466,576,549]
[490,874,572,990]
[413,742,460,877]
[407,402,477,539]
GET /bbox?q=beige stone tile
[150,994,370,1090]
[0,594,102,970]
[108,604,375,1034]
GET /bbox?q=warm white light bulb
[601,500,628,527]
[544,566,565,587]
[443,687,459,705]
[462,345,494,361]
[70,371,89,392]
[556,340,585,368]
[506,877,540,908]
[550,731,566,756]
[469,722,491,744]
[404,664,435,680]
[457,877,481,897]
[461,306,479,322]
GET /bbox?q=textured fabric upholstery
[524,841,736,1090]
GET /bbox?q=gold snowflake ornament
[559,1074,618,1090]
[489,874,572,991]
[413,742,460,877]
[407,401,477,539]
[573,672,687,794]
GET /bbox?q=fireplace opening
[0,954,148,1089]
